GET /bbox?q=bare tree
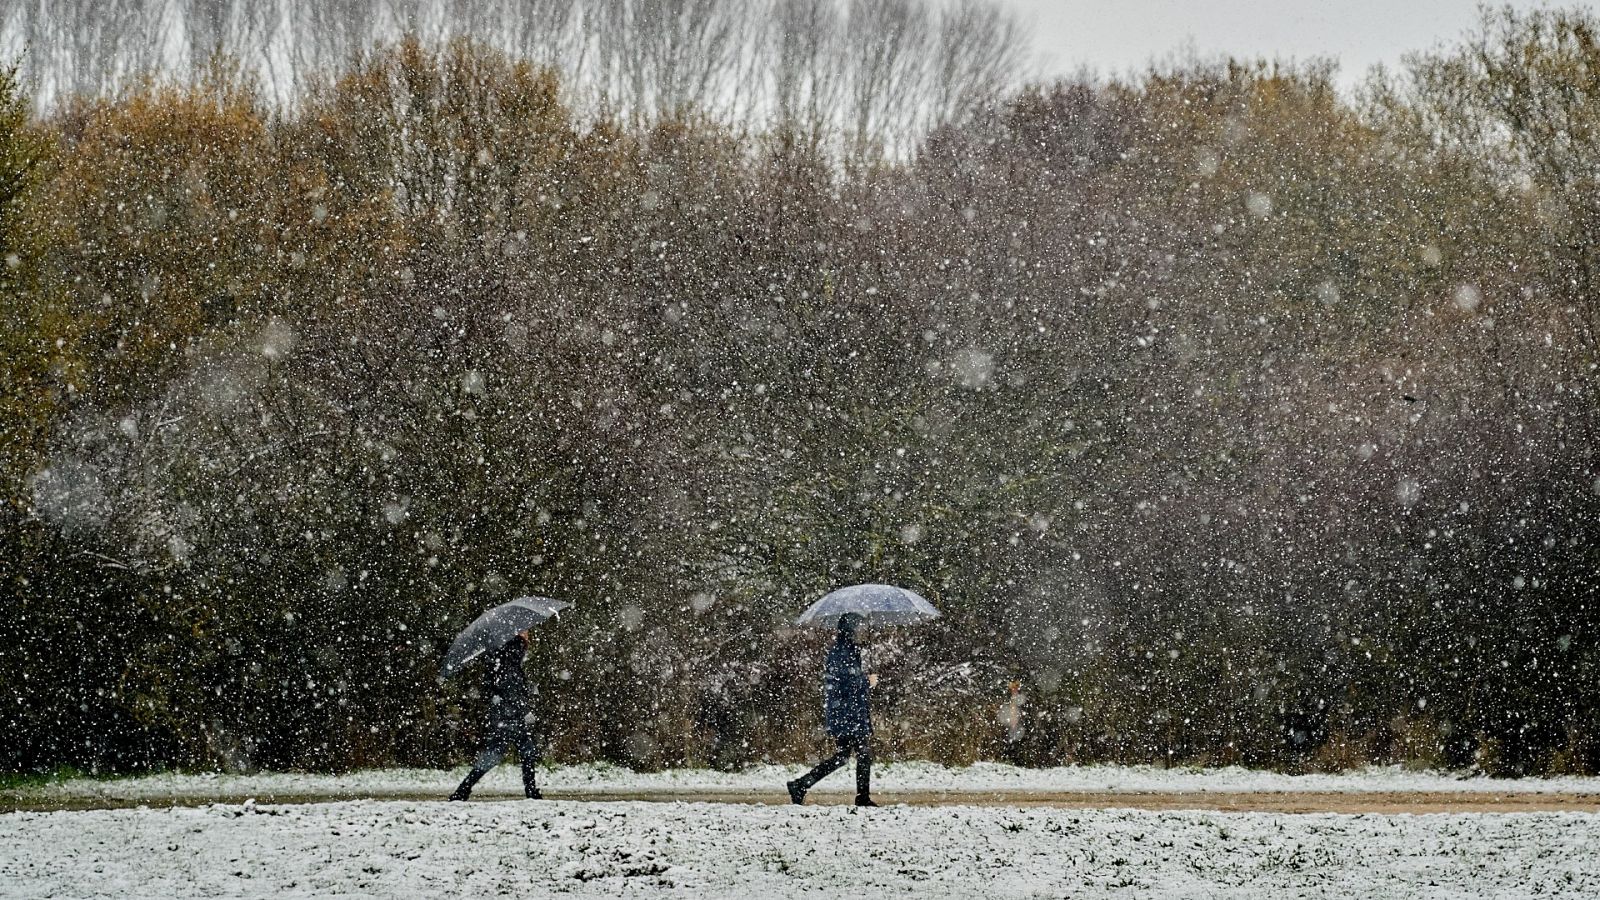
[595,0,753,124]
[769,0,842,147]
[179,0,228,73]
[503,0,582,71]
[929,0,1023,127]
[378,0,432,40]
[228,0,287,102]
[842,0,932,160]
[2,0,51,95]
[292,0,382,83]
[7,0,164,100]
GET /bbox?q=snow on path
[15,761,1600,805]
[1,798,1596,898]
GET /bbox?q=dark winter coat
[485,638,532,727]
[822,634,871,737]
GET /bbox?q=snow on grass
[1,798,1597,898]
[12,761,1600,805]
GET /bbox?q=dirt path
[6,788,1600,814]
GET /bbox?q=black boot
[786,779,806,805]
[854,794,878,807]
[451,768,486,801]
[523,770,542,800]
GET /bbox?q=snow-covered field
[3,765,1599,897]
[3,795,1598,898]
[10,760,1600,805]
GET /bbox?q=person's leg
[451,726,511,800]
[787,737,852,803]
[853,736,874,805]
[515,723,542,799]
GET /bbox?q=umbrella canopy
[440,596,570,679]
[794,583,940,627]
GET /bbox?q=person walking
[787,612,878,807]
[450,630,542,800]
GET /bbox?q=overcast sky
[997,0,1586,87]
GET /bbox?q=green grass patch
[0,766,96,791]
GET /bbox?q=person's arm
[824,646,862,697]
[823,646,845,692]
[844,647,870,703]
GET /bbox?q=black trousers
[795,734,872,797]
[456,719,541,796]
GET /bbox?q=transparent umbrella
[794,583,940,627]
[440,596,571,679]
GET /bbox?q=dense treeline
[2,6,1599,778]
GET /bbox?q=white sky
[996,0,1590,86]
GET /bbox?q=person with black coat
[450,631,541,800]
[787,612,878,807]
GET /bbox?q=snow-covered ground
[12,760,1600,805]
[3,796,1598,898]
